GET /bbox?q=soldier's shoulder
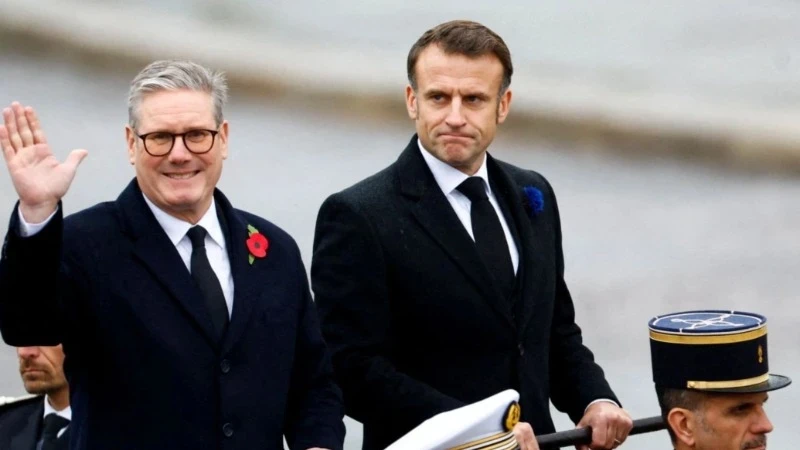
[0,394,41,414]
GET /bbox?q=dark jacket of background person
[0,396,70,450]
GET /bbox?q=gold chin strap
[687,373,770,390]
[448,431,517,450]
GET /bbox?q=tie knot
[42,413,69,438]
[187,226,208,249]
[456,177,488,202]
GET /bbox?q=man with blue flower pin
[312,20,632,450]
[649,310,791,450]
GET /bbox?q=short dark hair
[658,387,707,444]
[407,20,513,95]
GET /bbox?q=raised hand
[0,102,88,223]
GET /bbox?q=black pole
[535,416,666,448]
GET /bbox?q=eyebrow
[727,394,769,412]
[463,91,491,100]
[423,89,491,100]
[140,124,216,134]
[423,89,448,98]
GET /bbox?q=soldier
[649,310,791,450]
[0,345,70,450]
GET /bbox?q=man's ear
[667,408,697,447]
[496,88,512,124]
[218,120,229,160]
[405,85,418,120]
[125,125,136,165]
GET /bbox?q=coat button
[518,343,525,357]
[222,423,233,437]
[220,359,231,374]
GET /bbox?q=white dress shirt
[42,396,71,438]
[418,139,519,273]
[17,209,56,237]
[142,195,234,317]
[18,196,234,317]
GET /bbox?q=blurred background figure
[0,1,798,448]
[0,345,70,450]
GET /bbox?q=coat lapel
[117,180,220,349]
[9,400,42,450]
[214,192,262,353]
[486,157,549,336]
[397,138,515,330]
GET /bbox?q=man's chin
[162,194,205,214]
[442,149,484,173]
[22,382,51,395]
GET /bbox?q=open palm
[0,102,87,222]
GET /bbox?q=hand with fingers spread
[512,422,540,450]
[575,402,633,450]
[0,102,88,223]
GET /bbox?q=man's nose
[445,98,466,127]
[17,346,40,359]
[752,407,774,435]
[168,136,192,162]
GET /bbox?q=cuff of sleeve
[18,207,59,237]
[584,398,620,414]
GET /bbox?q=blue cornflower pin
[522,186,544,218]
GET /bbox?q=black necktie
[457,177,515,300]
[41,413,69,450]
[187,226,229,340]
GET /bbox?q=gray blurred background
[0,1,798,448]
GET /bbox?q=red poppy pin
[246,224,268,265]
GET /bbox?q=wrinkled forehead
[135,89,216,131]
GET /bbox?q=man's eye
[148,133,172,144]
[731,405,751,415]
[186,130,210,141]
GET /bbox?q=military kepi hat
[649,310,791,393]
[386,389,521,450]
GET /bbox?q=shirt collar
[142,194,226,249]
[43,396,72,421]
[418,138,491,196]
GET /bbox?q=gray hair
[127,60,228,130]
[658,387,708,444]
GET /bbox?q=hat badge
[758,345,764,363]
[503,401,521,431]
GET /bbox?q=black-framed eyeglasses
[136,129,219,156]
